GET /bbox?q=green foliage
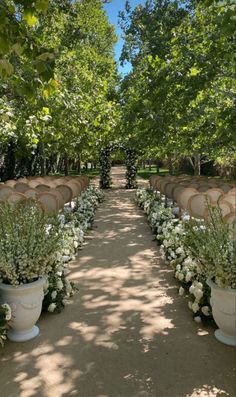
[119,0,236,164]
[0,200,62,286]
[183,206,236,288]
[0,1,119,178]
[99,142,138,189]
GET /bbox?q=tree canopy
[0,0,235,178]
[119,0,235,171]
[0,0,119,178]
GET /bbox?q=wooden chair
[227,187,236,196]
[0,186,13,200]
[56,185,73,204]
[14,182,30,193]
[49,188,65,209]
[206,188,224,206]
[187,193,209,219]
[7,192,27,205]
[36,184,51,192]
[38,192,59,213]
[218,199,233,217]
[24,188,39,200]
[176,188,199,211]
[223,212,236,224]
[5,180,16,187]
[65,181,81,198]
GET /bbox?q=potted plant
[183,205,236,346]
[0,200,62,342]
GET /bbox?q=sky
[103,0,146,75]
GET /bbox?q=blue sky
[103,0,146,75]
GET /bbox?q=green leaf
[12,43,24,56]
[0,59,14,76]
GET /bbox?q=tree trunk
[38,142,46,176]
[64,154,69,176]
[194,154,201,176]
[167,157,173,175]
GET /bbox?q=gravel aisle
[0,168,235,397]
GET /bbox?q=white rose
[51,291,57,300]
[185,272,192,283]
[176,246,184,255]
[196,282,203,289]
[48,303,57,313]
[74,241,79,249]
[194,316,202,323]
[193,288,203,301]
[201,306,210,316]
[176,264,181,271]
[2,303,11,313]
[5,313,11,321]
[192,302,200,313]
[57,280,64,291]
[189,285,195,294]
[178,272,184,281]
[188,301,192,310]
[179,286,185,296]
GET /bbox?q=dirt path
[0,167,235,397]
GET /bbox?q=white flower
[2,303,12,321]
[176,264,181,271]
[51,291,57,299]
[192,302,200,313]
[193,288,203,301]
[194,316,202,323]
[189,284,195,294]
[188,301,192,310]
[48,303,57,313]
[74,241,79,249]
[185,272,192,282]
[201,306,210,316]
[57,280,64,290]
[178,272,184,281]
[176,246,184,255]
[196,282,203,289]
[179,286,185,296]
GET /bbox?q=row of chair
[0,175,90,213]
[149,175,235,223]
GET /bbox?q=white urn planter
[0,277,46,342]
[207,280,236,346]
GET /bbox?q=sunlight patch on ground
[187,385,230,396]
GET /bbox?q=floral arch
[99,142,138,189]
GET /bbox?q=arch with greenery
[99,142,138,189]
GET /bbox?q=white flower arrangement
[0,200,62,286]
[135,188,212,320]
[0,303,12,346]
[183,205,236,289]
[42,187,104,314]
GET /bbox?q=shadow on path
[0,185,235,397]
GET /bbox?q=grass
[137,167,169,179]
[50,168,100,179]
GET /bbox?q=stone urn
[0,277,46,342]
[207,279,236,346]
